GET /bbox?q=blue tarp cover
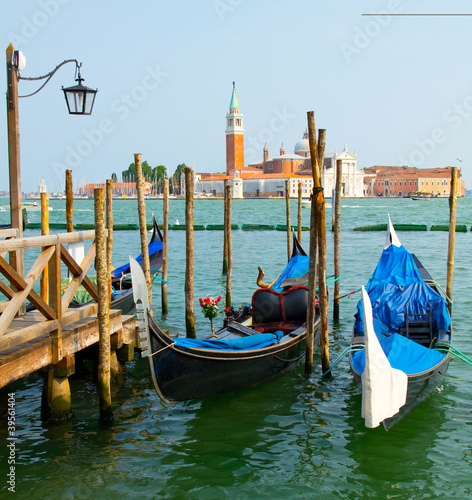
[351,332,446,375]
[111,240,163,279]
[173,331,283,351]
[355,245,451,336]
[272,255,310,292]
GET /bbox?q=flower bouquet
[199,296,222,337]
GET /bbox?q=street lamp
[5,43,97,283]
[62,63,97,115]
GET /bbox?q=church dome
[294,130,310,156]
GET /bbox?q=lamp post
[5,43,97,283]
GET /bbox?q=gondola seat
[251,286,312,333]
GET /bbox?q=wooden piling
[446,166,457,311]
[316,127,329,375]
[297,182,302,243]
[226,183,233,307]
[285,180,291,261]
[222,179,229,274]
[161,178,169,315]
[333,159,342,320]
[306,112,330,375]
[94,187,113,422]
[184,167,196,338]
[106,179,113,297]
[66,169,73,233]
[40,192,49,302]
[135,153,152,307]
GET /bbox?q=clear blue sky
[2,0,472,192]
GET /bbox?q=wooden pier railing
[0,229,99,364]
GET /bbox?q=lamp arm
[18,59,79,99]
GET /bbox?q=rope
[322,344,365,376]
[148,341,175,358]
[339,288,361,300]
[435,342,472,366]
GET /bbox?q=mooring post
[446,166,457,312]
[40,192,49,302]
[185,166,196,338]
[94,187,113,422]
[161,178,169,315]
[285,179,292,261]
[297,182,303,243]
[66,169,73,233]
[316,126,330,375]
[223,179,229,274]
[106,179,122,380]
[306,112,330,375]
[333,159,342,320]
[135,153,152,308]
[226,183,233,307]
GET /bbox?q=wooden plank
[0,228,18,239]
[0,303,98,352]
[0,309,124,386]
[0,230,97,252]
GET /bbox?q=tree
[152,165,167,194]
[122,162,136,182]
[111,173,118,183]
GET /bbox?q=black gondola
[349,217,452,430]
[131,234,320,403]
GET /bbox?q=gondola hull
[349,338,451,430]
[349,217,452,429]
[147,314,320,402]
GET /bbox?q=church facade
[195,84,365,197]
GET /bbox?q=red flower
[225,307,230,312]
[217,296,222,301]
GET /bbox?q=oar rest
[401,304,433,346]
[251,286,310,327]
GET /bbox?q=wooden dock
[0,228,138,421]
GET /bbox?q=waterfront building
[364,166,465,197]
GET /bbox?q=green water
[1,197,472,499]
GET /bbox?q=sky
[2,0,472,192]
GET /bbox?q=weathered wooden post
[446,166,457,311]
[306,111,330,374]
[94,187,113,422]
[66,169,74,233]
[226,183,233,307]
[6,44,24,283]
[185,166,196,338]
[316,127,330,375]
[223,179,229,274]
[161,178,169,315]
[40,192,49,302]
[297,181,303,243]
[135,153,152,307]
[285,179,291,261]
[333,159,342,320]
[95,187,112,411]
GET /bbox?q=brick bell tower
[226,82,244,175]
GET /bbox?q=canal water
[1,197,471,499]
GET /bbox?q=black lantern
[62,67,97,115]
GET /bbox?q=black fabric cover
[252,286,308,324]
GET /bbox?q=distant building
[364,166,465,197]
[196,84,365,198]
[78,182,152,197]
